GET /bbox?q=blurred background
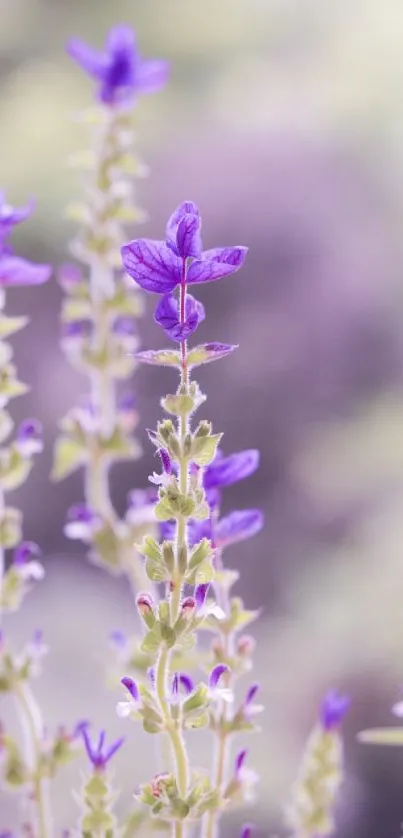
[2,0,403,834]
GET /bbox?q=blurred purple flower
[81,725,124,771]
[67,25,168,107]
[154,291,205,342]
[16,419,43,456]
[0,255,51,287]
[320,690,350,731]
[204,450,259,490]
[0,193,33,238]
[121,201,247,294]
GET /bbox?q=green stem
[15,681,52,838]
[156,646,189,797]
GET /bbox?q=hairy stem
[15,681,52,838]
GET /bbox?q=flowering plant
[0,23,352,838]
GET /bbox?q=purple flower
[118,392,137,412]
[81,725,124,771]
[13,541,41,566]
[16,419,43,456]
[209,663,229,690]
[0,193,33,238]
[67,25,168,107]
[204,450,259,490]
[320,690,350,731]
[109,629,127,650]
[234,748,248,779]
[195,583,210,609]
[215,509,264,548]
[0,255,51,287]
[158,448,172,474]
[154,292,205,342]
[241,825,254,838]
[57,262,82,290]
[112,316,137,336]
[61,320,92,341]
[121,676,139,702]
[121,201,247,294]
[64,504,100,541]
[171,672,195,698]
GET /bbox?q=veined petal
[121,239,181,293]
[0,256,51,286]
[154,292,205,341]
[216,509,263,548]
[166,201,200,250]
[137,59,169,93]
[176,214,202,258]
[204,449,260,490]
[187,246,248,284]
[66,38,106,79]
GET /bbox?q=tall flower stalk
[114,201,263,838]
[0,198,82,837]
[53,26,168,588]
[285,691,350,838]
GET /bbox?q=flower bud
[181,596,196,621]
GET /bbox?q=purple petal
[104,735,125,764]
[118,392,137,412]
[176,214,202,259]
[67,504,96,524]
[66,38,106,79]
[0,197,34,233]
[172,672,179,697]
[112,316,136,336]
[81,726,94,763]
[137,59,169,94]
[154,292,205,342]
[121,676,139,702]
[166,202,200,249]
[13,541,41,566]
[209,663,229,690]
[216,509,263,548]
[159,448,172,474]
[121,240,180,293]
[188,518,212,547]
[106,24,135,54]
[241,824,254,838]
[245,683,260,706]
[179,674,194,695]
[320,690,350,730]
[0,256,51,287]
[195,583,210,609]
[204,450,260,490]
[234,748,248,777]
[187,246,248,285]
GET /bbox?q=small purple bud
[61,320,91,341]
[181,596,196,621]
[195,583,210,610]
[159,448,172,475]
[209,663,229,690]
[234,748,248,778]
[136,592,155,617]
[121,676,139,702]
[58,263,82,289]
[320,690,350,731]
[17,419,43,456]
[237,635,256,656]
[245,684,259,707]
[13,541,41,566]
[64,504,99,541]
[118,392,137,412]
[112,316,136,336]
[241,824,254,838]
[109,630,127,650]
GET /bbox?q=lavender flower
[154,292,205,342]
[121,200,247,296]
[16,419,43,456]
[320,689,350,731]
[0,195,50,287]
[81,725,124,771]
[67,25,168,106]
[55,25,168,591]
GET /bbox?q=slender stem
[0,484,4,627]
[156,646,189,797]
[203,546,234,838]
[14,681,52,838]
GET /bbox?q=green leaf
[188,539,213,570]
[0,507,22,549]
[146,559,169,582]
[140,631,161,654]
[0,447,32,490]
[358,728,403,745]
[0,411,13,444]
[51,436,87,481]
[92,526,122,570]
[185,711,210,730]
[187,343,238,369]
[162,394,195,416]
[192,434,222,466]
[135,349,181,367]
[0,315,28,338]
